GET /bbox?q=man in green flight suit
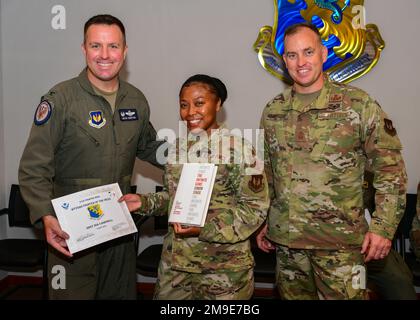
[363,171,416,300]
[409,182,420,275]
[256,22,407,299]
[18,14,165,299]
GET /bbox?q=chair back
[7,184,32,228]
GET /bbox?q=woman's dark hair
[180,74,227,105]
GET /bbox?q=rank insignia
[329,94,343,103]
[34,100,52,126]
[119,108,139,121]
[384,118,397,136]
[88,111,106,129]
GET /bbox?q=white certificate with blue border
[51,183,137,254]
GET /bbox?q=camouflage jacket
[261,77,407,249]
[138,124,269,273]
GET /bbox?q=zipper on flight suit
[97,95,119,184]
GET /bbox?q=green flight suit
[363,171,416,299]
[410,182,420,261]
[19,69,164,299]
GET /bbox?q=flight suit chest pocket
[66,117,102,148]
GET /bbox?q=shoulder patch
[34,100,52,126]
[248,174,265,193]
[384,118,397,136]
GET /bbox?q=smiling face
[283,26,328,94]
[179,83,221,134]
[82,24,127,91]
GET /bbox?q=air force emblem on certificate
[88,111,106,129]
[87,204,104,219]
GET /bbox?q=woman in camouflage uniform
[120,74,269,299]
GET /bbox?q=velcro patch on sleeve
[34,100,52,125]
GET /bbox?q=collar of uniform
[77,68,129,99]
[288,74,334,113]
[177,122,229,151]
[189,122,228,142]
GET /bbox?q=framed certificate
[169,163,218,227]
[51,183,137,254]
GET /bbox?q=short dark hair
[284,22,323,45]
[84,14,126,44]
[180,74,228,105]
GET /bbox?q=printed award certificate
[168,163,218,227]
[51,183,137,254]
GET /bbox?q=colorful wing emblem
[87,204,104,219]
[253,0,385,83]
[88,111,106,129]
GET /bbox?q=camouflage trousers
[275,245,367,300]
[154,259,254,300]
[410,214,420,260]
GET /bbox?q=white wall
[353,0,420,193]
[0,0,419,281]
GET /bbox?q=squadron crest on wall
[254,0,385,83]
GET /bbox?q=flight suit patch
[34,100,52,126]
[88,111,106,129]
[119,109,139,121]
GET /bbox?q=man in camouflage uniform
[363,171,416,299]
[256,23,407,299]
[410,182,420,262]
[18,15,164,299]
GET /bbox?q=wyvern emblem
[253,0,385,83]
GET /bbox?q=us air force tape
[34,100,52,126]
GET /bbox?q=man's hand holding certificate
[169,163,217,228]
[51,183,137,254]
